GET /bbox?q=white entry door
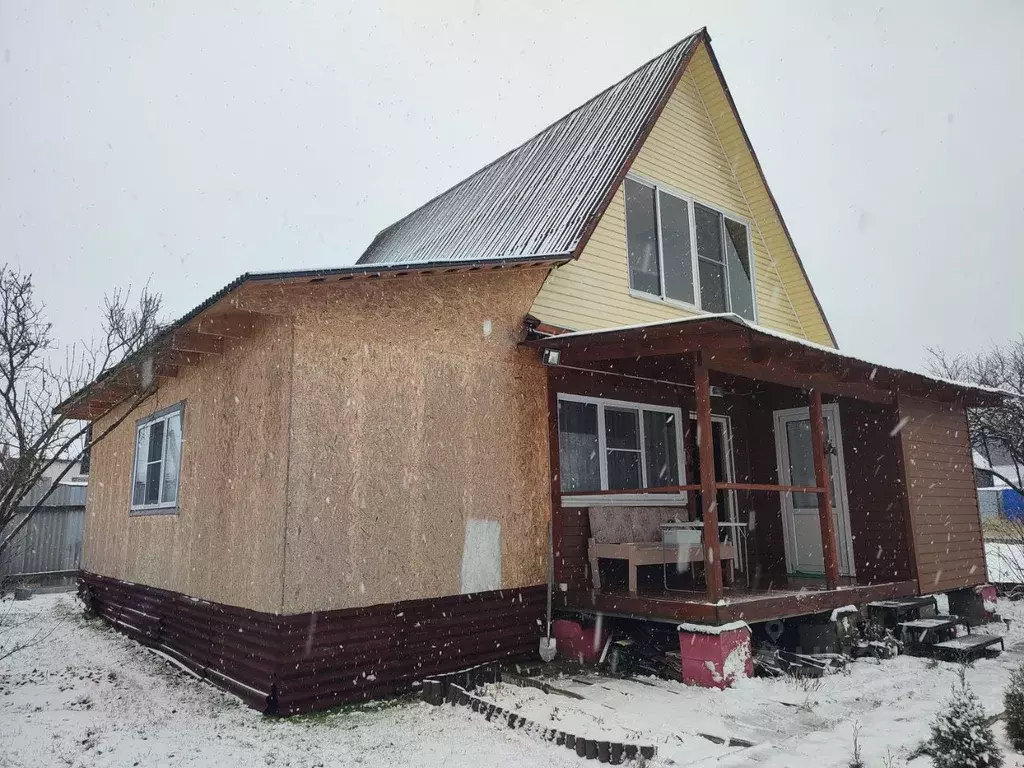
[774,404,855,577]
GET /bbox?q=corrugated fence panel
[80,572,545,715]
[23,482,88,508]
[1,505,84,578]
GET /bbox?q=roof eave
[522,314,1007,408]
[56,253,570,419]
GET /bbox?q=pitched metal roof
[356,31,702,266]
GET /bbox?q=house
[59,29,1005,714]
[976,447,1024,521]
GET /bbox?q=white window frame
[687,411,738,523]
[129,402,184,515]
[557,393,687,508]
[624,172,758,322]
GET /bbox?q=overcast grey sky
[2,1,1022,371]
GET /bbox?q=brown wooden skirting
[79,572,546,715]
[560,580,919,625]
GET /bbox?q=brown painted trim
[715,482,825,494]
[699,37,839,348]
[80,572,545,715]
[693,351,723,602]
[963,411,992,585]
[569,30,706,262]
[893,396,922,591]
[561,579,918,625]
[546,370,569,590]
[717,580,918,624]
[809,390,840,589]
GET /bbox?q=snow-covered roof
[355,32,702,266]
[529,313,1013,403]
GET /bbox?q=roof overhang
[524,314,1008,408]
[56,254,569,420]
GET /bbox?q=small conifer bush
[930,668,1002,768]
[1003,662,1024,752]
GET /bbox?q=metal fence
[0,484,86,584]
[979,488,1004,520]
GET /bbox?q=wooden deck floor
[559,577,919,625]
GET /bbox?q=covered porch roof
[524,313,1006,408]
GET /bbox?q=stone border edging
[422,662,656,764]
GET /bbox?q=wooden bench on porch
[588,539,736,593]
[586,507,736,593]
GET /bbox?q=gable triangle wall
[529,40,835,347]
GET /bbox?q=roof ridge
[356,29,706,263]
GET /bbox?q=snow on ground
[473,598,1024,767]
[0,593,578,768]
[987,540,1024,585]
[4,592,1024,767]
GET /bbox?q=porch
[526,314,999,626]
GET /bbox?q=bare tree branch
[0,266,163,562]
[926,338,1024,498]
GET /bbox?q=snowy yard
[4,593,1024,767]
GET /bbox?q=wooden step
[931,634,1004,662]
[869,596,938,611]
[867,596,938,628]
[899,617,958,632]
[898,616,961,655]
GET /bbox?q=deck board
[559,579,919,625]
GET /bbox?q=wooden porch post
[693,352,723,602]
[809,389,840,589]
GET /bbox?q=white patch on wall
[460,519,501,594]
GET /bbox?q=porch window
[557,394,684,505]
[130,403,184,514]
[624,176,755,321]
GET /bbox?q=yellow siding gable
[529,41,834,347]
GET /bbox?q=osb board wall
[529,41,833,346]
[235,269,552,614]
[897,395,987,594]
[82,317,293,613]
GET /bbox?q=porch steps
[866,596,938,629]
[896,615,1005,661]
[897,616,960,656]
[930,634,1005,662]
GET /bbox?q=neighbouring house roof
[356,32,702,266]
[524,313,1011,408]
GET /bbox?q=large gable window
[130,403,184,515]
[624,176,755,321]
[557,394,685,506]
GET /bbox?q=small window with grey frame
[130,402,184,514]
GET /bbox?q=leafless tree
[0,266,162,565]
[928,338,1024,588]
[927,337,1024,495]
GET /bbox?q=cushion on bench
[588,507,683,544]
